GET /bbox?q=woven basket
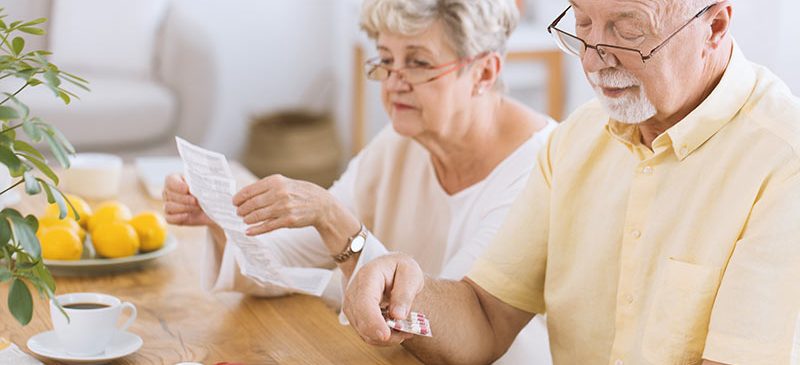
[242,111,343,188]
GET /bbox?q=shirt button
[625,294,634,304]
[615,360,624,365]
[680,146,689,155]
[641,166,653,175]
[631,230,641,239]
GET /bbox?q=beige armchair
[0,0,217,159]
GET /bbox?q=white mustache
[588,69,641,89]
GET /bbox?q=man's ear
[707,2,732,50]
[472,52,502,96]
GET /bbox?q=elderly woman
[163,0,555,363]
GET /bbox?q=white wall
[185,0,800,158]
[731,0,800,94]
[191,0,337,158]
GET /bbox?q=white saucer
[26,330,142,365]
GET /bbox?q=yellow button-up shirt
[468,45,800,365]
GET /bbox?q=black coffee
[63,302,110,310]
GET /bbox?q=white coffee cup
[60,153,123,200]
[49,292,137,356]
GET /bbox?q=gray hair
[360,0,519,59]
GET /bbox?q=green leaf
[24,155,58,185]
[62,71,89,84]
[21,18,47,27]
[0,131,11,146]
[7,213,40,258]
[8,278,33,325]
[0,215,10,247]
[51,127,75,155]
[0,267,11,282]
[0,106,19,120]
[8,20,21,29]
[11,36,23,55]
[44,70,60,88]
[23,171,41,195]
[16,262,36,270]
[14,68,35,81]
[4,94,29,119]
[43,132,69,168]
[60,75,90,92]
[18,27,44,35]
[32,262,55,293]
[13,140,44,160]
[40,182,66,219]
[0,19,6,30]
[1,125,15,140]
[22,120,41,141]
[0,145,23,176]
[57,90,70,104]
[56,190,79,222]
[24,214,38,235]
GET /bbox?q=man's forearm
[401,278,503,365]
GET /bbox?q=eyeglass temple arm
[643,2,718,60]
[548,6,572,33]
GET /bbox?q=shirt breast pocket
[642,257,723,365]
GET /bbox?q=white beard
[587,68,656,124]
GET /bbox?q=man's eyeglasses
[365,52,491,86]
[547,2,720,70]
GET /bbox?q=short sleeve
[703,163,800,364]
[466,130,556,315]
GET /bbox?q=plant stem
[0,32,11,55]
[0,123,23,135]
[0,82,28,106]
[0,179,23,196]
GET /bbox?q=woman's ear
[472,52,502,96]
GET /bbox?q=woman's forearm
[314,197,362,277]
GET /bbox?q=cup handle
[118,302,137,332]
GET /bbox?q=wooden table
[1,164,421,365]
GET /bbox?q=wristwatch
[333,224,368,263]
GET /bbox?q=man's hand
[343,252,423,346]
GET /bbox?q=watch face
[350,235,366,253]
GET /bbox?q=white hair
[588,69,657,124]
[360,0,519,59]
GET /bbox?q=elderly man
[342,0,800,364]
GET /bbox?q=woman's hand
[233,174,343,236]
[162,174,216,228]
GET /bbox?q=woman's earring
[477,87,485,96]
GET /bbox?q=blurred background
[0,0,797,188]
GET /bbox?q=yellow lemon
[37,216,86,243]
[92,221,140,258]
[88,201,132,233]
[38,227,83,260]
[44,194,92,229]
[130,211,167,252]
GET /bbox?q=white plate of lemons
[37,194,177,276]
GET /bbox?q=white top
[202,120,558,365]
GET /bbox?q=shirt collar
[605,43,757,160]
